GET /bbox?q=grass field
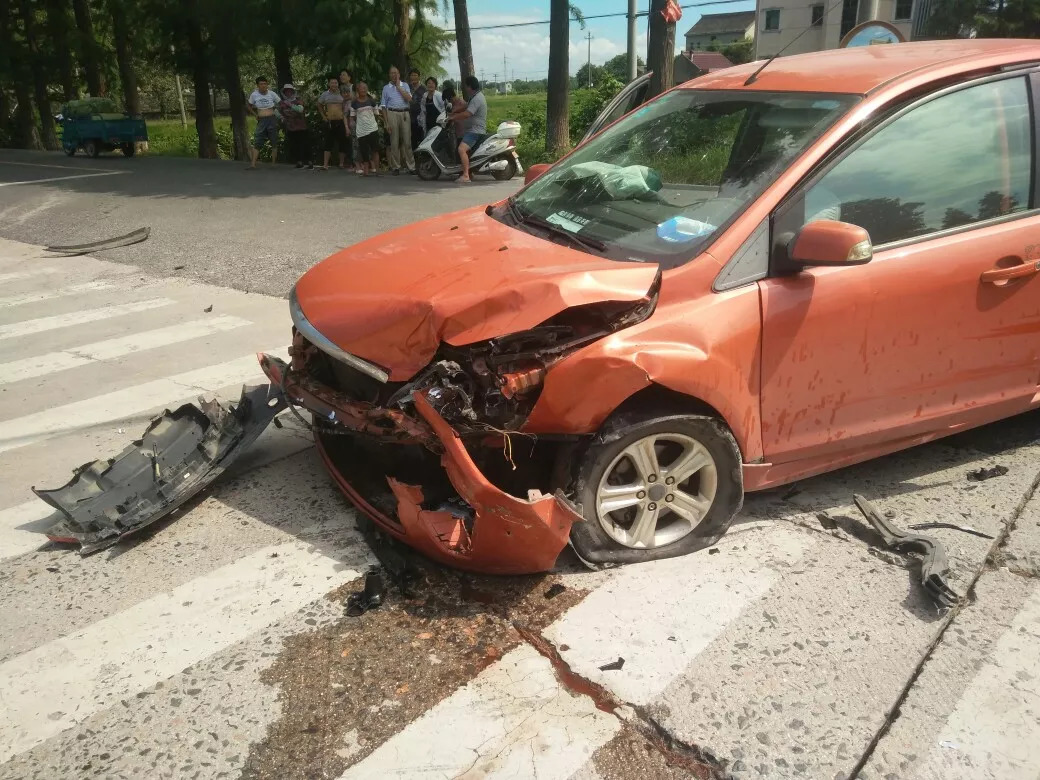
[145,92,549,160]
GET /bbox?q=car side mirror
[524,163,550,185]
[789,220,872,267]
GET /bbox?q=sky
[436,0,756,83]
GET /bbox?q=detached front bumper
[258,354,579,575]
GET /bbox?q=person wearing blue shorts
[448,75,488,183]
[247,77,281,169]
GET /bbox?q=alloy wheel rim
[595,433,718,549]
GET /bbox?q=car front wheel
[566,413,744,566]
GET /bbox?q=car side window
[803,77,1033,246]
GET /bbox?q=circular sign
[840,20,906,47]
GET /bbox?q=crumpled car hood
[293,206,660,380]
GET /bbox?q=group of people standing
[246,67,488,181]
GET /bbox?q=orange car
[260,40,1040,574]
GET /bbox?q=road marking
[344,527,811,780]
[922,585,1040,779]
[0,315,253,385]
[0,298,174,341]
[339,643,619,780]
[0,542,362,764]
[0,350,283,454]
[0,500,53,561]
[545,525,810,706]
[0,160,121,172]
[0,267,63,284]
[0,280,116,308]
[0,172,128,188]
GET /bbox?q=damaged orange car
[259,41,1040,574]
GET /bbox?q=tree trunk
[546,0,570,154]
[392,0,409,71]
[14,82,44,150]
[185,3,218,159]
[18,0,60,150]
[44,0,78,100]
[453,0,474,79]
[73,0,103,96]
[647,0,675,98]
[109,0,140,115]
[269,0,293,86]
[216,25,249,161]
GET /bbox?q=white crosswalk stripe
[0,280,117,308]
[0,298,174,341]
[0,542,362,763]
[0,500,54,561]
[0,235,1039,780]
[0,315,251,385]
[0,351,284,455]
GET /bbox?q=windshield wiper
[510,206,607,254]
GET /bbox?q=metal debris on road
[598,657,626,671]
[967,464,1009,482]
[853,494,961,608]
[44,226,150,256]
[907,522,995,539]
[33,384,286,554]
[544,583,566,599]
[346,567,387,617]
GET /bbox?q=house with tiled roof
[684,11,756,51]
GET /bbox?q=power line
[445,0,754,32]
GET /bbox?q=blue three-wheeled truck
[60,98,148,158]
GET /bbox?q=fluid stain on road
[241,563,588,780]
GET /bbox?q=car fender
[522,277,764,462]
[523,334,763,463]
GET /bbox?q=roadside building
[684,11,756,51]
[755,0,913,57]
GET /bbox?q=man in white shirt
[247,77,280,169]
[380,66,414,175]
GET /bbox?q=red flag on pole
[662,0,683,23]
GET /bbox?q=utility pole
[170,45,187,128]
[586,31,593,87]
[627,0,638,80]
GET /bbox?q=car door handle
[980,259,1040,284]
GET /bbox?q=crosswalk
[1,236,1040,779]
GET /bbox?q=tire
[565,412,744,566]
[84,140,100,158]
[416,153,441,181]
[491,157,518,181]
[121,143,136,157]
[64,146,77,157]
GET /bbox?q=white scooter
[415,113,523,181]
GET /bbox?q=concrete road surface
[0,151,1039,780]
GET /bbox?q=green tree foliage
[602,52,644,81]
[1,0,454,150]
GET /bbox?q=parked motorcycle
[415,114,523,181]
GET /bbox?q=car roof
[685,39,1040,95]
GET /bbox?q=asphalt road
[0,150,519,297]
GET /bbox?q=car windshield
[508,89,859,267]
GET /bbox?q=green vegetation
[141,87,622,168]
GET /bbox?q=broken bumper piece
[854,494,961,608]
[259,353,579,575]
[35,384,286,554]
